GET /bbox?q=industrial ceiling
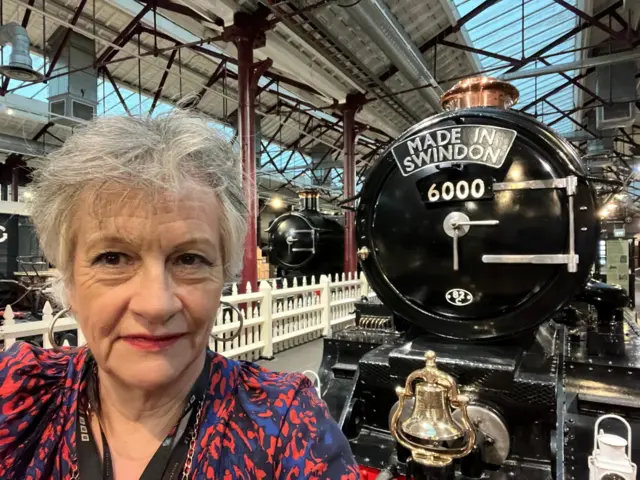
[0,0,637,213]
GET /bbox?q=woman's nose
[128,262,182,324]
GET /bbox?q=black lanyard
[75,356,210,480]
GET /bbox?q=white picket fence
[0,272,369,361]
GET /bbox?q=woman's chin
[113,357,186,390]
[109,339,197,389]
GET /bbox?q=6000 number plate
[419,177,494,204]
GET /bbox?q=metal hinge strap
[483,175,579,272]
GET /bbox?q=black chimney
[298,188,320,212]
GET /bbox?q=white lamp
[589,414,636,480]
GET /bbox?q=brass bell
[402,382,468,442]
[390,350,476,467]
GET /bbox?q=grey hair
[28,108,248,305]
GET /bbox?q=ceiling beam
[551,0,627,42]
[503,1,623,75]
[378,0,500,82]
[46,0,89,79]
[96,4,152,65]
[519,68,594,112]
[149,48,178,115]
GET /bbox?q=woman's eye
[93,252,127,266]
[176,254,211,267]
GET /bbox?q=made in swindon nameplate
[392,125,517,177]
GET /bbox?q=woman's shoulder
[214,352,329,423]
[210,353,312,397]
[0,342,86,465]
[202,353,359,478]
[0,342,85,400]
[207,352,319,414]
[240,360,312,394]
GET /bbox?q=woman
[0,109,359,479]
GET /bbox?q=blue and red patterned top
[0,342,360,479]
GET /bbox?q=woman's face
[67,188,224,391]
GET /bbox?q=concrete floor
[257,338,324,374]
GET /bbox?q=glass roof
[452,0,581,134]
[0,46,343,193]
[0,0,592,201]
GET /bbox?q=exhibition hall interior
[0,0,638,478]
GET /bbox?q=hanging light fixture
[0,22,43,82]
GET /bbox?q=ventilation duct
[571,110,615,157]
[47,26,97,126]
[0,22,43,82]
[344,0,443,113]
[595,58,637,130]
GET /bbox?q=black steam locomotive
[264,188,344,279]
[319,77,640,479]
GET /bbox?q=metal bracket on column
[342,92,368,116]
[251,59,273,91]
[221,10,269,48]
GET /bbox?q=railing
[0,272,370,362]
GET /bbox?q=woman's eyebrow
[173,237,219,253]
[83,234,137,251]
[83,234,220,256]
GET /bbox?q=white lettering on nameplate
[392,125,517,176]
[445,288,473,306]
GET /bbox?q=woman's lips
[121,334,185,351]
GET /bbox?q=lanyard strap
[76,357,210,480]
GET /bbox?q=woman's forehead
[82,185,217,214]
[73,187,221,243]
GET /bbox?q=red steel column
[341,94,365,275]
[237,36,257,292]
[224,13,271,292]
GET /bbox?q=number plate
[418,177,494,204]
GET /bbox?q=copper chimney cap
[297,187,320,198]
[440,76,519,111]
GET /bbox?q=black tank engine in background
[264,188,345,279]
[319,77,640,480]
